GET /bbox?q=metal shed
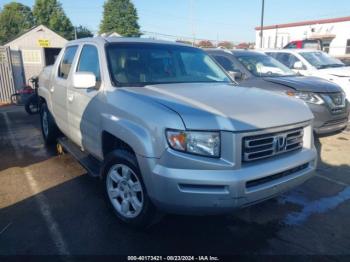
[0,25,67,102]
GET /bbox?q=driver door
[50,45,78,136]
[67,44,101,157]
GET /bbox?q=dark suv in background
[207,49,349,135]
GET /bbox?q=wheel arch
[101,131,136,158]
[101,115,160,158]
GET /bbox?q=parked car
[283,39,322,50]
[38,37,317,226]
[207,49,349,135]
[339,57,350,66]
[264,49,350,100]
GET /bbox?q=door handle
[50,86,54,93]
[67,93,74,102]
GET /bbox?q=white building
[255,16,350,58]
[5,25,67,89]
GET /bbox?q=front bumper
[309,103,349,135]
[138,124,317,215]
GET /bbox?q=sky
[1,0,350,43]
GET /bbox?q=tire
[40,103,59,145]
[25,95,39,115]
[101,149,157,227]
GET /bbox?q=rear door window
[58,46,78,79]
[270,52,303,69]
[285,42,297,49]
[212,55,240,72]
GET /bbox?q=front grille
[242,127,304,162]
[323,117,348,127]
[331,107,346,114]
[246,163,309,188]
[321,93,347,114]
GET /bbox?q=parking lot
[0,105,350,257]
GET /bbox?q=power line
[141,30,240,43]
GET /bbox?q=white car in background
[265,49,350,100]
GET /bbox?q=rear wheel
[25,95,39,115]
[102,150,157,227]
[40,103,59,145]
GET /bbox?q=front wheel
[102,150,157,227]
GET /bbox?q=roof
[67,36,193,47]
[255,16,350,30]
[205,48,266,56]
[5,24,67,46]
[231,50,266,56]
[262,49,323,54]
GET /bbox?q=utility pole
[189,0,196,46]
[260,0,265,48]
[74,26,77,40]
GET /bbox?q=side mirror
[228,70,243,81]
[293,61,304,70]
[72,72,96,89]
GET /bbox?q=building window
[323,43,330,53]
[346,40,350,54]
[22,50,41,64]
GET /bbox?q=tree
[33,0,74,39]
[197,40,214,48]
[100,0,141,37]
[75,25,93,39]
[0,2,35,44]
[236,42,250,49]
[217,41,234,49]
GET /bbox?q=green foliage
[33,0,74,39]
[197,40,214,48]
[76,25,94,39]
[100,0,141,37]
[218,41,234,49]
[0,2,35,44]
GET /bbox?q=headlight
[166,130,220,157]
[286,91,324,105]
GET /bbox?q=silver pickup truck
[38,37,317,226]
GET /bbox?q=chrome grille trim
[321,92,347,114]
[242,127,304,162]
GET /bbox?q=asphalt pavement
[0,105,350,258]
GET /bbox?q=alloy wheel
[106,164,144,218]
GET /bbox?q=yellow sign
[38,39,50,47]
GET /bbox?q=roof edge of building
[4,24,68,46]
[255,16,350,31]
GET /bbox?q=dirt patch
[0,102,10,107]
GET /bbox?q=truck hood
[262,76,342,93]
[319,66,350,77]
[125,83,313,131]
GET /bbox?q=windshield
[300,52,345,69]
[235,54,296,77]
[106,43,230,86]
